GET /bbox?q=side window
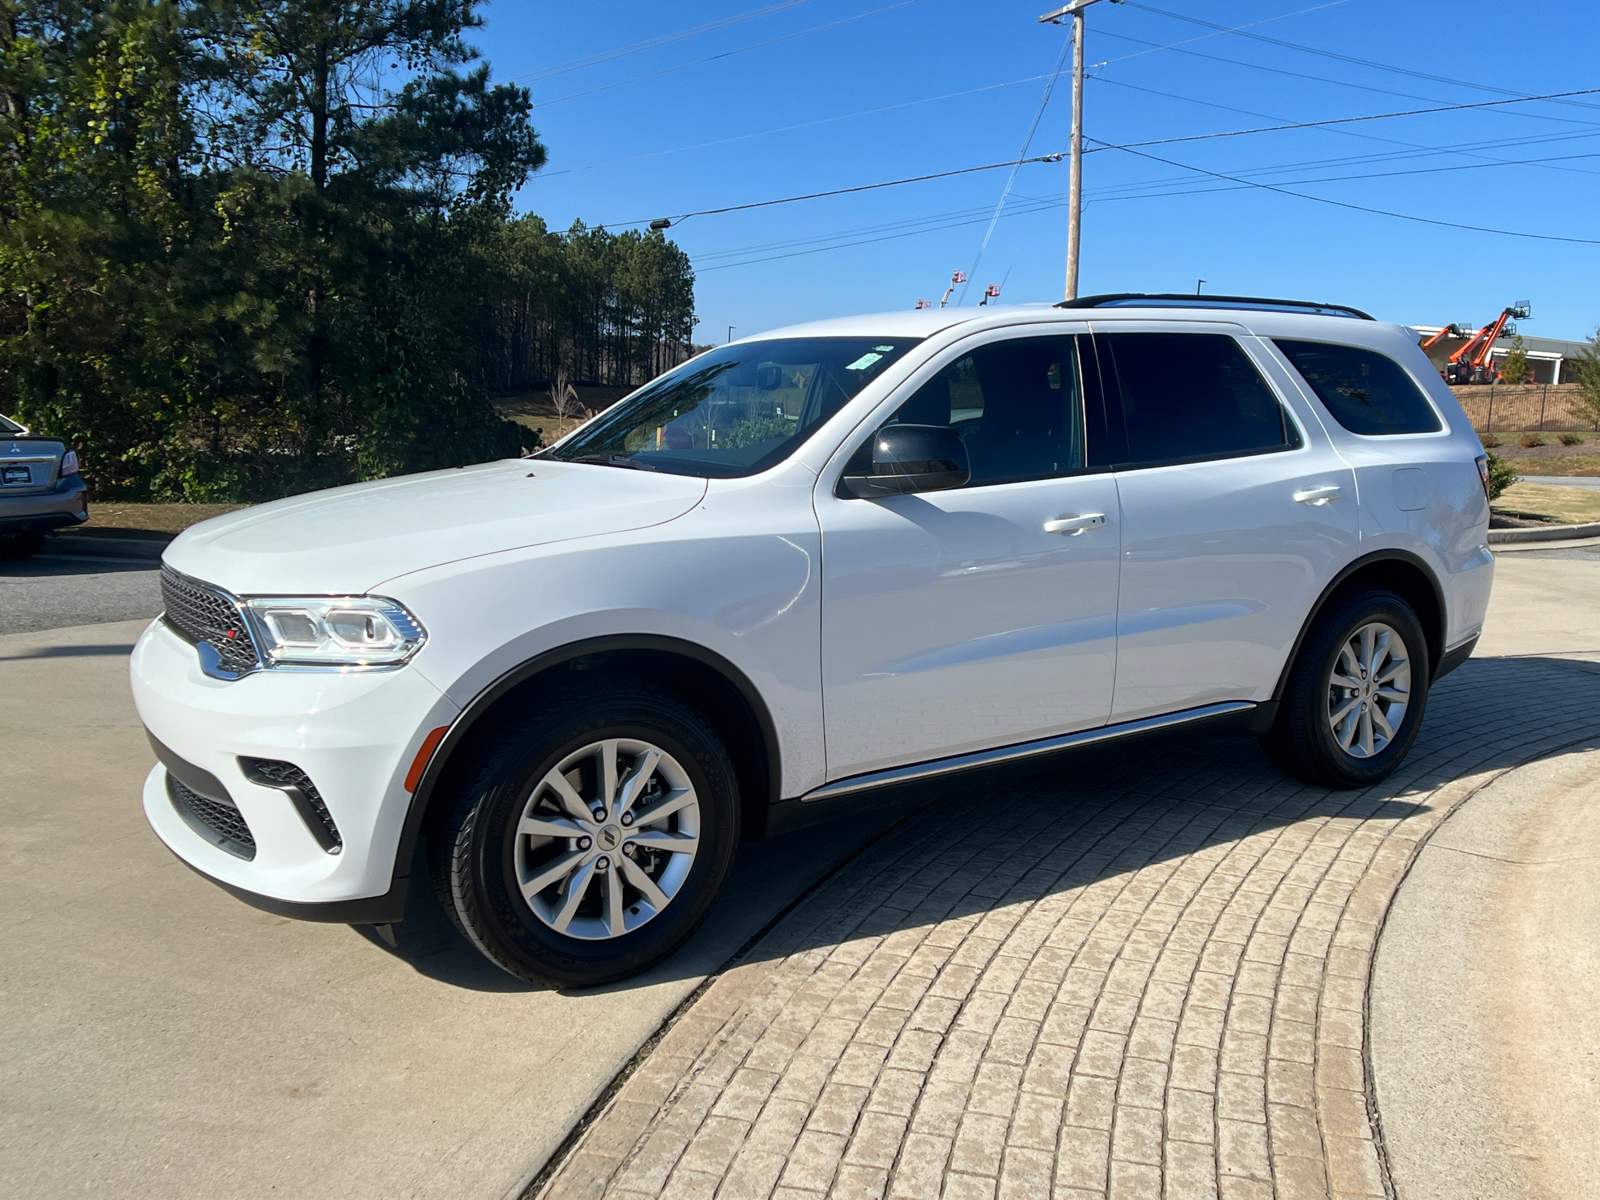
[1098,332,1300,468]
[1274,339,1443,435]
[858,335,1085,487]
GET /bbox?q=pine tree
[1499,333,1530,384]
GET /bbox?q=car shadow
[349,652,1600,994]
[0,643,139,661]
[0,553,158,577]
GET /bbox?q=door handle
[1043,512,1106,535]
[1292,484,1343,506]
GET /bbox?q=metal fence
[1450,384,1598,433]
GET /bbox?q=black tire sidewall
[461,687,740,987]
[1296,591,1430,788]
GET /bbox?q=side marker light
[405,726,450,793]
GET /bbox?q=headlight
[243,596,425,669]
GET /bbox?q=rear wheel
[1262,588,1430,788]
[430,679,741,988]
[0,533,43,560]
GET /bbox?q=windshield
[0,413,23,435]
[545,337,919,478]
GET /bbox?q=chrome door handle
[1293,485,1342,505]
[1043,512,1106,535]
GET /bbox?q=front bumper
[131,616,461,915]
[0,474,87,535]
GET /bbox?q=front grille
[167,772,256,859]
[160,565,259,675]
[241,758,342,852]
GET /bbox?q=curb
[40,534,168,562]
[1488,519,1600,544]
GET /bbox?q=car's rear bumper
[0,475,87,535]
[131,616,461,915]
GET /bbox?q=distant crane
[979,283,1002,306]
[1444,302,1531,385]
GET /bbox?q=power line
[623,85,1600,230]
[632,155,1064,228]
[1082,87,1600,155]
[1086,76,1600,179]
[691,145,1600,270]
[532,0,928,107]
[1091,0,1355,71]
[1093,137,1600,246]
[1120,0,1600,117]
[504,0,818,84]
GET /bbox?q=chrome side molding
[800,701,1257,803]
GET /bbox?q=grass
[62,501,248,540]
[1492,453,1600,479]
[1493,482,1600,526]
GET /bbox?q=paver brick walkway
[538,654,1600,1200]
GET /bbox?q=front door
[1088,327,1360,720]
[817,331,1122,780]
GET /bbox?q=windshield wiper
[566,453,654,471]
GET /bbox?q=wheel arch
[391,635,783,896]
[1271,549,1447,707]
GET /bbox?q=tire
[0,533,44,560]
[430,678,741,988]
[1261,588,1431,789]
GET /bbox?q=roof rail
[1056,293,1374,321]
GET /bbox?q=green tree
[1576,327,1600,429]
[0,0,548,499]
[1498,333,1530,384]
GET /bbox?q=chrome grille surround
[167,772,257,860]
[160,565,261,677]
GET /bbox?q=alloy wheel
[512,737,700,940]
[1326,620,1411,759]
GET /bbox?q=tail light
[1475,454,1490,502]
[60,450,79,477]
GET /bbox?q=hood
[163,459,708,595]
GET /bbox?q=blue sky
[480,1,1600,343]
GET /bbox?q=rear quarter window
[1274,339,1442,435]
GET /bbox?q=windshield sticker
[845,353,884,371]
[872,345,895,352]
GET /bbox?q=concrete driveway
[0,618,905,1200]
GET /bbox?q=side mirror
[839,424,970,498]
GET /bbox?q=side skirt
[766,701,1260,838]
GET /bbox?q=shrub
[1484,452,1519,502]
[1520,433,1545,448]
[1481,434,1501,447]
[1560,433,1585,446]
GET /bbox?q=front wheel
[1262,588,1430,789]
[430,679,741,988]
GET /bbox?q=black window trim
[830,325,1109,497]
[1266,337,1447,438]
[1088,330,1310,474]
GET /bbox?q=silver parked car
[0,413,88,558]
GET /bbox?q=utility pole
[1040,0,1118,301]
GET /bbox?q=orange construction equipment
[1444,302,1530,384]
[1420,323,1469,351]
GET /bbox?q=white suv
[131,295,1494,987]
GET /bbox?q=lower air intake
[167,772,256,860]
[240,758,342,853]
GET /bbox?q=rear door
[1089,325,1358,720]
